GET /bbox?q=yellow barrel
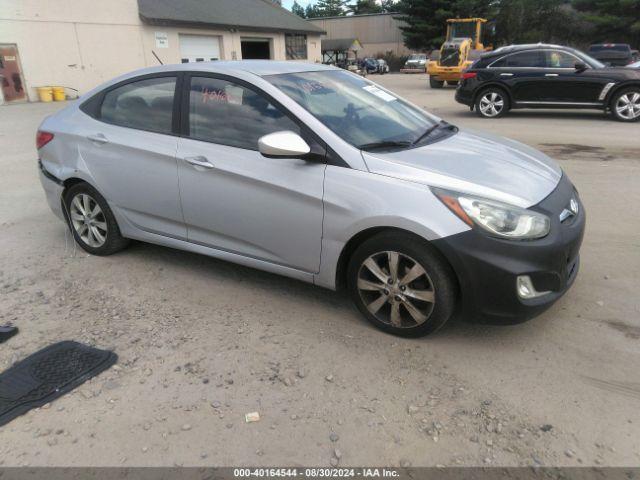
[52,86,65,101]
[37,87,53,102]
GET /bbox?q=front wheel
[347,232,458,337]
[429,76,444,89]
[610,88,640,122]
[475,88,510,118]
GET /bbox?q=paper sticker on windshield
[363,85,397,102]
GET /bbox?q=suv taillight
[462,72,477,80]
[36,131,54,150]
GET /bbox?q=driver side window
[188,76,300,150]
[545,50,579,68]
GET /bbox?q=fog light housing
[516,275,551,299]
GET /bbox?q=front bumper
[38,160,66,221]
[433,174,585,324]
[401,66,426,73]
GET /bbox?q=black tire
[610,87,640,122]
[429,76,444,89]
[474,87,510,118]
[347,231,458,337]
[63,182,129,256]
[448,80,459,86]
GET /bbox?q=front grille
[440,48,460,67]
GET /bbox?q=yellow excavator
[427,18,491,88]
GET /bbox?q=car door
[488,50,546,103]
[78,74,186,238]
[176,74,326,273]
[538,50,607,104]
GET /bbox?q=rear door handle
[184,155,214,169]
[545,73,559,77]
[500,73,514,76]
[87,133,108,145]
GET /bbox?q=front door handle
[545,73,559,77]
[87,133,108,145]
[500,73,514,76]
[184,155,214,169]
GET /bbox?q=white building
[0,0,324,103]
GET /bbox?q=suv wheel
[475,88,509,118]
[429,77,444,89]
[347,232,457,337]
[611,88,640,122]
[64,183,129,256]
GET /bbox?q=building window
[285,34,307,60]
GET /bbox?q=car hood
[362,129,562,208]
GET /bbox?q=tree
[394,0,492,50]
[291,0,307,17]
[380,0,397,12]
[348,0,383,15]
[315,0,347,16]
[304,3,322,17]
[572,0,640,46]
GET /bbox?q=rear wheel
[347,232,457,337]
[429,76,444,89]
[475,87,509,118]
[63,183,129,256]
[610,88,640,122]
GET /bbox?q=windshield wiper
[357,140,412,151]
[411,121,445,146]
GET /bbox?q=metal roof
[138,0,325,34]
[321,38,363,52]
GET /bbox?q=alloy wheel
[615,92,640,120]
[69,193,108,247]
[357,251,435,328]
[479,91,504,117]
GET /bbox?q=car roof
[118,60,339,80]
[477,43,582,63]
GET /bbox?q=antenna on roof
[152,50,164,65]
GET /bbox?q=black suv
[455,44,640,122]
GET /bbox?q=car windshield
[408,54,426,61]
[266,70,444,150]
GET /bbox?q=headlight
[433,189,550,240]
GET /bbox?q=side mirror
[258,131,310,159]
[575,61,587,72]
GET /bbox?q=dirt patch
[605,320,640,340]
[539,143,616,161]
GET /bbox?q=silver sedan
[37,61,585,336]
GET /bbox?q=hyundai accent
[37,61,585,337]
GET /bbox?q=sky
[282,0,313,9]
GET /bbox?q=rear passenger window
[100,77,176,134]
[491,51,544,68]
[188,76,300,150]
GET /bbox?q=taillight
[36,131,54,150]
[462,72,477,80]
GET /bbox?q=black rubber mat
[0,341,117,427]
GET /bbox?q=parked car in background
[456,44,640,122]
[587,44,635,66]
[37,61,585,337]
[401,53,427,73]
[361,58,380,74]
[376,59,390,74]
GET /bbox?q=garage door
[179,34,221,63]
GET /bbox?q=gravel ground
[0,73,638,467]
